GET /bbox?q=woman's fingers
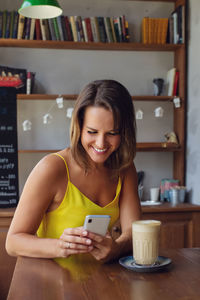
[62,241,92,250]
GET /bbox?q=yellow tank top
[37,153,121,267]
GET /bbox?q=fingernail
[83,231,87,236]
[86,239,91,244]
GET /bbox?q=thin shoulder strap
[52,153,70,181]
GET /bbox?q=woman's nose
[95,134,106,148]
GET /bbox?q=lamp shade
[18,0,63,19]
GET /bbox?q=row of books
[0,11,130,43]
[142,17,168,44]
[141,5,185,45]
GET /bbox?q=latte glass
[132,220,161,266]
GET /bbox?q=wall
[186,0,200,204]
[0,0,175,199]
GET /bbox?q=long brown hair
[70,79,136,174]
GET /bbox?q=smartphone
[83,215,111,236]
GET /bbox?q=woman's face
[81,106,121,166]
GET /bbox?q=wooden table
[7,248,200,300]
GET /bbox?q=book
[39,19,47,40]
[148,17,154,44]
[120,15,126,42]
[52,17,60,40]
[113,17,120,42]
[168,14,174,44]
[64,16,73,41]
[82,18,88,42]
[17,14,25,39]
[160,18,168,44]
[44,19,51,40]
[84,17,93,42]
[2,10,7,38]
[172,70,179,96]
[5,11,11,38]
[104,17,114,43]
[9,11,15,38]
[0,11,3,38]
[29,18,36,40]
[181,5,185,44]
[110,17,117,43]
[153,18,159,44]
[125,20,130,42]
[75,16,84,42]
[69,16,78,42]
[48,18,56,40]
[97,17,106,43]
[22,17,28,39]
[12,11,19,38]
[171,10,178,44]
[24,17,31,39]
[60,15,68,41]
[116,16,123,42]
[177,5,185,44]
[166,67,176,96]
[35,19,42,40]
[142,17,149,44]
[90,17,100,42]
[57,15,64,41]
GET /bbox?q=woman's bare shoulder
[30,150,70,182]
[120,162,137,182]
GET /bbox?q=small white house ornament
[66,107,74,119]
[56,96,64,108]
[136,109,144,120]
[43,113,53,124]
[154,106,164,118]
[22,120,32,131]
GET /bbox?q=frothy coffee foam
[132,220,161,232]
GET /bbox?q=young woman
[6,79,141,265]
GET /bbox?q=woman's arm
[6,154,92,258]
[89,163,142,262]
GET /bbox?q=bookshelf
[0,38,183,51]
[0,0,187,194]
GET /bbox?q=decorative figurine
[153,78,164,96]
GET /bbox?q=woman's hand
[89,231,119,263]
[58,227,93,258]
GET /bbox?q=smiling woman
[6,79,141,265]
[71,79,137,175]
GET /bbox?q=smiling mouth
[93,146,107,153]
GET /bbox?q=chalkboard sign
[0,87,19,208]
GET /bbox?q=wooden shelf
[17,94,175,102]
[18,150,58,153]
[0,39,184,51]
[136,142,181,151]
[18,143,181,153]
[17,94,77,100]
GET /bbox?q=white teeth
[93,147,107,153]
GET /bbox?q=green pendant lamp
[18,0,63,19]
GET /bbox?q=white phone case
[83,215,111,236]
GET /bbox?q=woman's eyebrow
[86,126,118,132]
[86,126,97,130]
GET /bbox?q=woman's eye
[108,132,119,136]
[87,131,97,134]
